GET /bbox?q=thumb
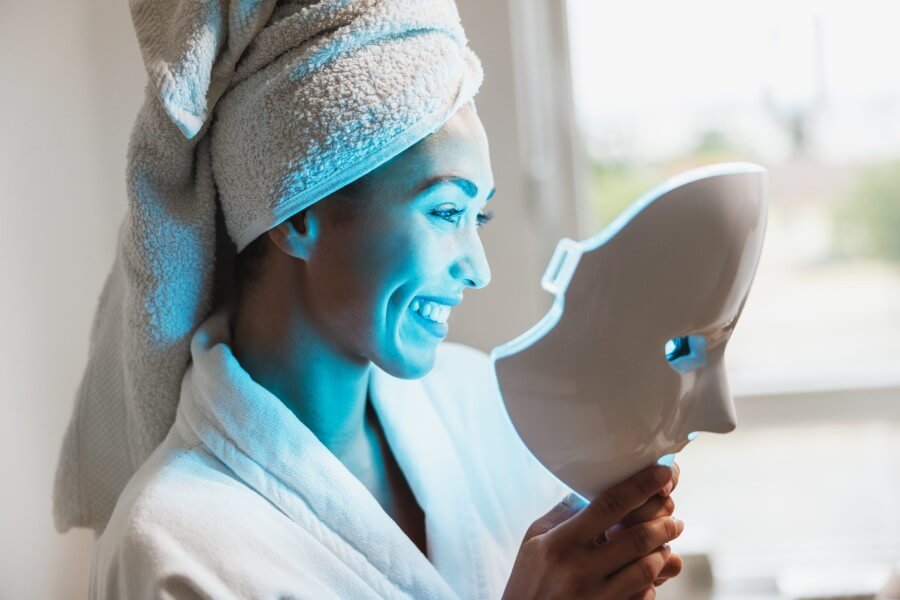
[525,492,588,539]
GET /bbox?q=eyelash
[432,207,495,227]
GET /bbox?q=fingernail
[674,518,684,536]
[562,492,587,510]
[662,542,671,556]
[605,523,624,540]
[660,481,674,497]
[653,465,672,484]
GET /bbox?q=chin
[378,344,438,380]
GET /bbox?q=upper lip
[414,294,462,307]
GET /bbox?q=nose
[687,360,737,434]
[451,228,492,289]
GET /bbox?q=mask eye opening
[664,335,708,373]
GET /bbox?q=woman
[55,0,683,597]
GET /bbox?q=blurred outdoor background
[2,0,898,598]
[567,0,900,392]
[565,1,900,597]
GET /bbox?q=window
[565,0,900,395]
[513,1,900,596]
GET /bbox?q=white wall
[0,0,145,597]
[0,0,548,597]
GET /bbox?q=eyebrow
[417,175,495,201]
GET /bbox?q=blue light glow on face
[304,104,495,379]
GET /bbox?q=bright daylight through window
[566,0,900,395]
[562,1,900,593]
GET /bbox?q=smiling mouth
[407,297,453,338]
[410,297,452,324]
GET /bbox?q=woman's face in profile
[302,103,495,378]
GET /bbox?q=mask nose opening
[664,335,708,373]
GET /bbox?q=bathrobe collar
[175,309,488,599]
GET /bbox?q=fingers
[611,494,675,534]
[604,544,671,598]
[627,587,656,600]
[553,465,673,544]
[596,516,684,574]
[660,462,680,498]
[653,552,683,586]
[522,492,587,541]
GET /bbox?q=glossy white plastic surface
[491,163,768,499]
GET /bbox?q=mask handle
[541,238,582,295]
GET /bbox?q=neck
[230,267,372,463]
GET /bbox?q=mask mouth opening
[657,432,699,466]
[664,335,708,373]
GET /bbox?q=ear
[267,209,319,261]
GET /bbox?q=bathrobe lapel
[178,313,484,599]
[369,366,487,598]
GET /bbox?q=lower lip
[408,306,449,338]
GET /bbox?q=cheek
[311,217,445,331]
[385,226,447,284]
[354,214,449,287]
[303,226,382,331]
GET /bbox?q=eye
[431,206,465,224]
[431,205,495,227]
[664,335,708,373]
[476,208,494,227]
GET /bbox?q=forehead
[363,104,493,196]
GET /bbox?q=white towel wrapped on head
[53,0,483,533]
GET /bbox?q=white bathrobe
[89,309,570,599]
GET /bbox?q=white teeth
[409,298,451,324]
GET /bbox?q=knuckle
[664,517,678,539]
[524,522,543,540]
[663,496,675,515]
[632,525,655,554]
[536,534,565,566]
[636,476,657,497]
[598,489,628,516]
[639,554,662,583]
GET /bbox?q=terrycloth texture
[53,0,483,533]
[88,309,570,599]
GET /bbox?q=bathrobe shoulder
[90,436,346,599]
[89,311,570,600]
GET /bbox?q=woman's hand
[503,465,683,600]
[602,462,683,589]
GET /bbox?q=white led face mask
[491,163,768,499]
